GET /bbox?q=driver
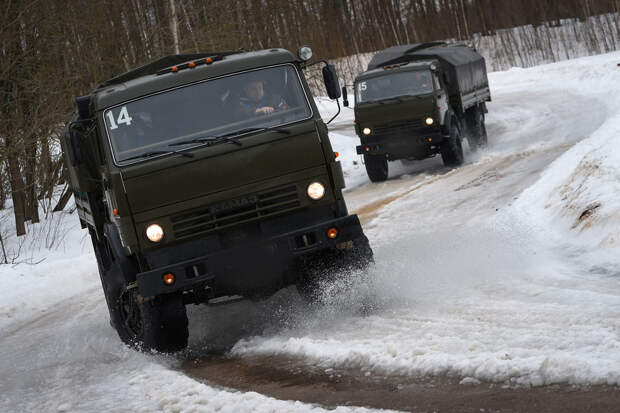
[236,78,287,118]
[412,71,432,93]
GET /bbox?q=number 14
[106,106,133,130]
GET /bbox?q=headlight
[363,127,371,135]
[146,224,164,243]
[425,117,434,125]
[307,182,325,200]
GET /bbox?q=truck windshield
[104,65,312,164]
[356,70,434,104]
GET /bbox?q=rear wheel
[466,105,488,150]
[477,109,488,147]
[441,123,464,167]
[364,154,388,182]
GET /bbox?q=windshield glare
[104,65,312,164]
[356,70,434,103]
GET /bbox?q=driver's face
[244,81,264,102]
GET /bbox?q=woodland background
[1,0,620,238]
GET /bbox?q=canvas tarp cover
[412,45,488,97]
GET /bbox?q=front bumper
[356,131,445,159]
[136,214,366,298]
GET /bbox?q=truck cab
[62,48,372,352]
[349,42,491,182]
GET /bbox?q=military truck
[346,42,491,182]
[61,47,372,353]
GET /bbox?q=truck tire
[465,107,479,151]
[90,229,188,353]
[476,107,488,147]
[116,280,188,353]
[141,293,188,353]
[441,123,464,167]
[364,154,388,182]
[296,236,373,304]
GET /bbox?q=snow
[3,51,620,411]
[0,208,96,330]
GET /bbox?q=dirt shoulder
[182,355,620,412]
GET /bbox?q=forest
[1,0,619,236]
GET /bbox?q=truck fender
[104,223,138,284]
[442,109,459,137]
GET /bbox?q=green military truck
[347,42,491,182]
[61,47,372,353]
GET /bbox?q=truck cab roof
[92,49,298,111]
[355,60,438,82]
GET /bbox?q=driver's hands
[255,106,275,115]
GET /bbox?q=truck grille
[171,185,301,240]
[374,119,424,135]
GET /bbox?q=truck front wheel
[441,123,464,167]
[114,284,188,353]
[140,293,188,353]
[116,287,188,353]
[364,154,388,182]
[91,229,188,353]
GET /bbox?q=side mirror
[75,95,92,119]
[68,129,84,167]
[342,86,349,107]
[322,64,341,100]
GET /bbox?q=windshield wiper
[360,98,401,105]
[222,126,291,136]
[170,127,291,148]
[123,150,195,162]
[169,135,243,147]
[383,96,405,103]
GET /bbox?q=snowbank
[511,52,620,270]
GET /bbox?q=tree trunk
[169,0,180,54]
[0,167,6,210]
[53,186,73,212]
[24,138,39,223]
[5,140,27,236]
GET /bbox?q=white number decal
[106,106,133,130]
[106,111,118,130]
[117,106,133,127]
[359,82,367,91]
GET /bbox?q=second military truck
[61,47,372,353]
[349,42,491,182]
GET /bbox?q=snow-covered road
[231,63,620,387]
[2,52,620,412]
